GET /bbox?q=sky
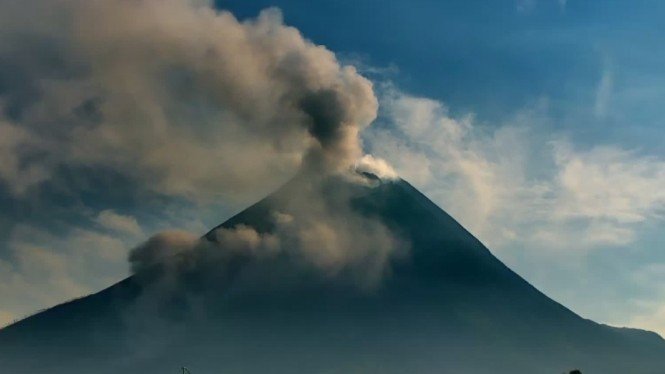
[1,0,664,336]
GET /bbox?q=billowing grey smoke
[129,177,409,290]
[0,0,378,200]
[128,230,199,274]
[0,0,404,313]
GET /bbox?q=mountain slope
[1,173,664,373]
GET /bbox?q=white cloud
[552,143,665,224]
[0,217,142,326]
[0,241,88,327]
[96,210,143,237]
[0,121,49,196]
[355,154,399,180]
[624,264,665,337]
[0,310,14,328]
[366,87,665,251]
[630,304,665,337]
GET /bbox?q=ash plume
[0,0,378,200]
[0,0,405,324]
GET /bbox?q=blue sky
[0,0,663,335]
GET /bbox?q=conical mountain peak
[1,173,664,374]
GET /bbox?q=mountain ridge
[1,173,664,373]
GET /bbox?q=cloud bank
[367,86,665,252]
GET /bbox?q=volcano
[1,172,664,374]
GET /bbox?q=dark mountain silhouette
[1,172,664,373]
